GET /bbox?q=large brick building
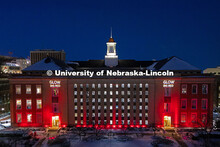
[10,36,215,129]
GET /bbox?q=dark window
[181,99,187,109]
[202,84,208,94]
[191,99,197,109]
[192,85,197,94]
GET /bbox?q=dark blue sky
[0,0,219,69]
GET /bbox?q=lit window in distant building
[16,99,22,110]
[181,99,187,109]
[164,87,171,97]
[37,99,42,109]
[26,100,32,109]
[192,84,197,94]
[145,84,148,88]
[181,114,186,123]
[191,99,197,109]
[27,114,32,122]
[26,85,31,94]
[164,103,170,112]
[110,83,113,88]
[191,113,197,123]
[16,85,21,94]
[52,88,59,96]
[202,84,208,94]
[17,113,22,123]
[36,85,41,94]
[181,84,187,94]
[202,99,208,109]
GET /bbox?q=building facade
[10,36,215,129]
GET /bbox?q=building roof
[23,57,73,71]
[147,56,200,71]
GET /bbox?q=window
[192,84,197,94]
[181,84,187,94]
[202,84,208,94]
[26,99,32,109]
[52,88,59,96]
[17,113,22,123]
[52,103,59,113]
[16,85,21,94]
[191,99,197,109]
[202,99,208,109]
[164,87,171,97]
[52,97,58,103]
[27,114,32,122]
[16,99,22,110]
[181,113,186,123]
[191,113,197,123]
[36,85,41,94]
[201,113,207,124]
[181,99,187,109]
[37,99,42,109]
[26,85,31,94]
[164,103,170,112]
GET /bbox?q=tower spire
[110,27,112,38]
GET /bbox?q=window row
[16,99,42,110]
[74,91,149,96]
[74,83,149,89]
[74,98,149,103]
[74,120,148,125]
[181,84,208,94]
[74,112,148,117]
[181,113,207,124]
[16,85,42,94]
[16,113,42,123]
[181,99,208,110]
[74,105,148,110]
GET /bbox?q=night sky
[0,0,219,70]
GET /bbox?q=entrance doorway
[52,116,59,127]
[164,116,171,127]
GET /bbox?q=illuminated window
[104,84,107,88]
[104,98,107,102]
[92,84,95,88]
[201,113,207,123]
[17,113,22,123]
[191,113,197,123]
[164,103,170,112]
[164,87,171,97]
[139,91,142,95]
[116,91,118,95]
[36,99,42,109]
[181,114,186,123]
[74,91,77,95]
[181,99,187,109]
[145,91,148,95]
[116,84,119,88]
[145,84,148,88]
[104,91,107,95]
[121,98,124,102]
[139,98,142,102]
[74,84,77,88]
[27,114,32,122]
[98,84,101,88]
[110,98,113,102]
[191,99,197,109]
[80,84,83,88]
[52,88,59,96]
[16,85,21,94]
[121,84,124,88]
[202,84,208,94]
[74,106,77,110]
[145,106,148,110]
[110,91,113,95]
[192,84,197,94]
[110,84,113,88]
[16,99,22,110]
[92,91,95,95]
[202,99,208,109]
[145,120,148,125]
[139,84,142,88]
[127,83,130,88]
[26,85,31,94]
[26,100,32,109]
[121,91,124,95]
[181,84,187,94]
[36,85,41,94]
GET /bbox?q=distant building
[30,49,65,65]
[0,77,10,114]
[10,35,214,129]
[204,66,220,108]
[204,66,220,75]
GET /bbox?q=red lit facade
[10,76,214,128]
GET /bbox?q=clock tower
[105,30,118,67]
